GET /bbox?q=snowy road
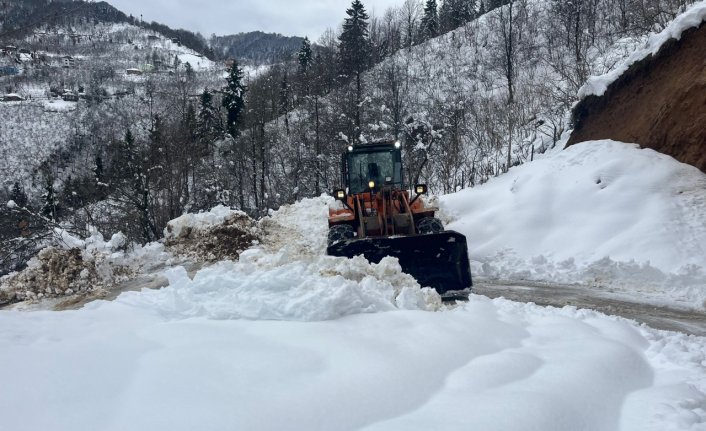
[473,280,706,336]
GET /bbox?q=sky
[107,0,407,39]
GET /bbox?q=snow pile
[164,205,246,239]
[0,290,704,430]
[441,140,706,309]
[259,195,333,255]
[115,248,441,321]
[164,205,258,262]
[578,0,706,99]
[0,228,170,306]
[42,100,77,112]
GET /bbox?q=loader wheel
[416,217,444,234]
[328,224,355,246]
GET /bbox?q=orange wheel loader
[327,140,472,295]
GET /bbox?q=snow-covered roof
[578,1,706,99]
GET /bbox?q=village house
[62,55,75,68]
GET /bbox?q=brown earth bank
[568,22,706,173]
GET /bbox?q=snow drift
[441,140,706,309]
[0,290,704,431]
[115,249,442,321]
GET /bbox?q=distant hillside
[210,31,304,64]
[0,0,212,59]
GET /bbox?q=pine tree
[338,0,371,139]
[196,88,220,146]
[94,155,104,185]
[298,37,314,98]
[421,0,440,39]
[298,37,312,74]
[222,60,247,138]
[41,172,57,220]
[184,61,194,80]
[440,0,475,32]
[339,0,371,77]
[9,182,28,208]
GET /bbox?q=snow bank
[0,289,703,430]
[0,227,170,304]
[115,248,441,321]
[164,205,247,239]
[43,100,77,112]
[578,1,706,99]
[259,195,333,255]
[441,140,706,309]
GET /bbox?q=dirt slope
[568,23,706,172]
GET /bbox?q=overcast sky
[107,0,406,39]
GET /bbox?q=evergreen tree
[421,0,440,39]
[279,72,292,135]
[94,155,105,185]
[339,0,371,77]
[41,172,57,220]
[338,0,371,139]
[184,61,195,80]
[196,88,220,146]
[9,182,27,208]
[279,72,291,116]
[298,37,313,74]
[440,0,475,32]
[222,60,247,138]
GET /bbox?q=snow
[164,205,247,239]
[0,280,704,430]
[259,195,333,255]
[116,249,440,321]
[441,140,706,310]
[6,199,16,208]
[42,99,77,112]
[578,0,706,99]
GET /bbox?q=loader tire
[416,217,444,234]
[328,224,355,246]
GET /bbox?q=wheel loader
[327,140,472,295]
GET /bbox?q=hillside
[210,31,304,64]
[568,3,706,172]
[0,0,211,58]
[0,20,218,190]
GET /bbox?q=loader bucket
[327,231,472,295]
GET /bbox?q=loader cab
[342,142,404,194]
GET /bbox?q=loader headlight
[334,189,346,200]
[394,141,401,148]
[415,184,427,195]
[347,145,354,152]
[368,180,376,189]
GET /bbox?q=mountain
[0,0,212,58]
[210,31,304,64]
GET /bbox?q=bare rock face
[568,23,706,173]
